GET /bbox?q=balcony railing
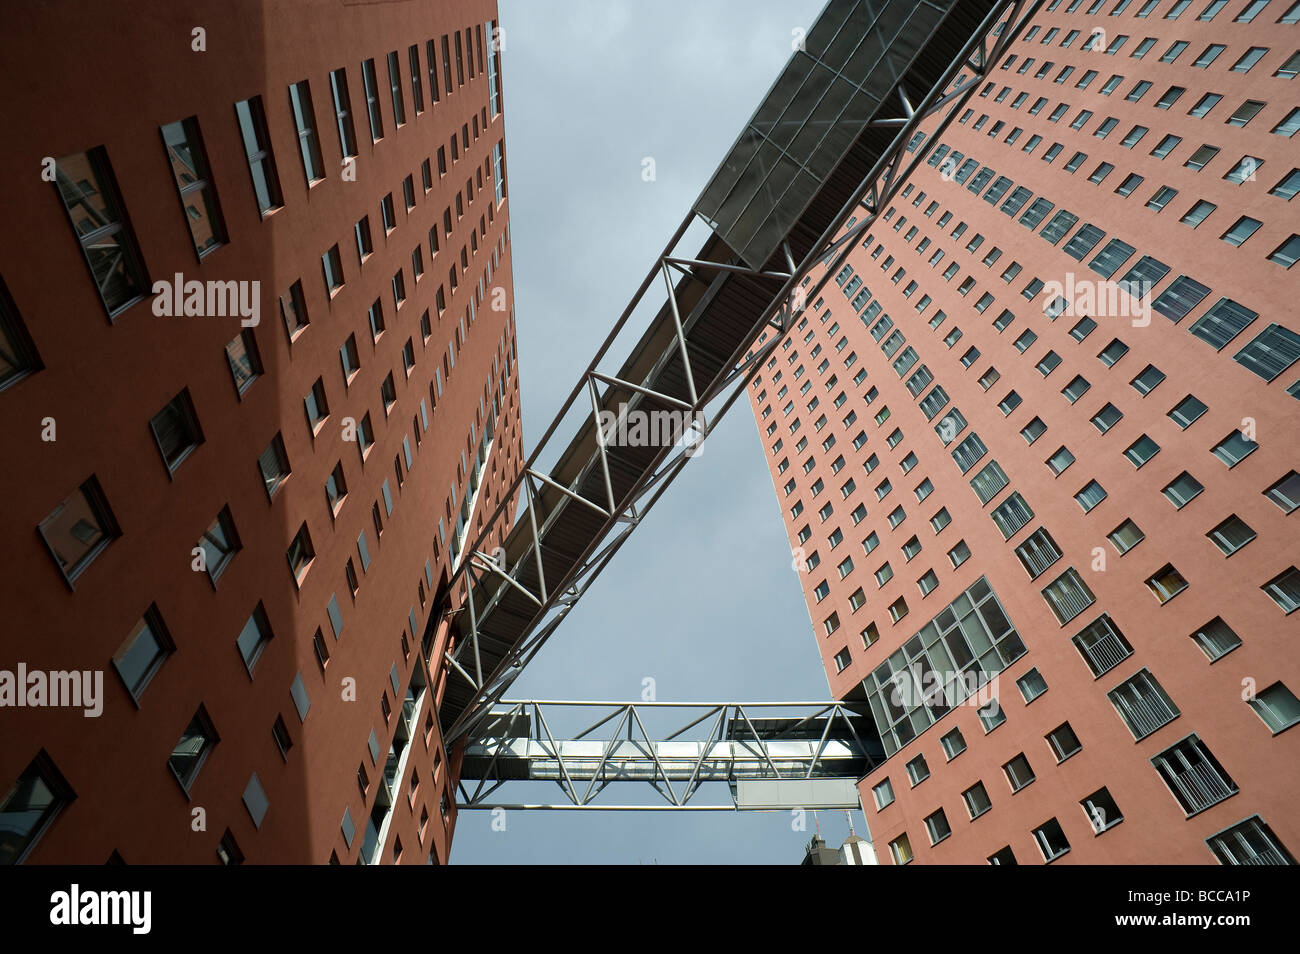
[1081,631,1131,675]
[1167,760,1235,815]
[1114,687,1177,739]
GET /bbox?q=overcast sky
[451,0,868,864]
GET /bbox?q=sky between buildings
[451,0,874,864]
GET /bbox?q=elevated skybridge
[457,701,882,811]
[436,0,1047,746]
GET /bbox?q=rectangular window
[426,39,441,103]
[925,808,951,845]
[1207,515,1256,556]
[353,217,374,266]
[354,57,383,143]
[889,834,913,865]
[392,269,406,309]
[1082,787,1123,833]
[487,20,502,115]
[1102,519,1144,556]
[325,460,348,516]
[1041,567,1096,624]
[1234,324,1300,381]
[53,148,149,316]
[1063,223,1106,260]
[1123,434,1161,468]
[872,778,894,810]
[963,782,992,819]
[1046,446,1076,476]
[905,754,930,786]
[224,329,262,397]
[1152,735,1237,814]
[160,117,226,257]
[0,753,75,864]
[979,699,1006,733]
[1265,471,1300,513]
[1014,528,1062,580]
[353,410,374,462]
[38,476,120,585]
[0,278,40,392]
[329,68,358,160]
[149,389,204,473]
[1248,683,1300,733]
[1061,375,1091,404]
[168,706,219,792]
[1047,722,1082,762]
[1040,210,1079,245]
[340,333,360,384]
[1017,668,1048,703]
[1003,754,1036,791]
[1088,239,1135,279]
[940,727,967,760]
[290,673,311,722]
[113,606,175,701]
[199,506,240,584]
[1211,429,1259,467]
[441,35,453,96]
[303,378,330,435]
[1110,669,1180,739]
[1152,275,1211,322]
[258,433,290,497]
[1185,618,1241,667]
[322,244,344,296]
[970,460,1009,504]
[1145,563,1189,603]
[1262,567,1300,613]
[288,80,324,184]
[286,523,315,586]
[279,279,309,340]
[1073,614,1134,676]
[1207,817,1297,865]
[1162,471,1205,508]
[990,492,1033,540]
[408,45,424,114]
[233,96,283,216]
[236,602,274,673]
[951,432,987,473]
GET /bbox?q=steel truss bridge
[433,0,1049,810]
[458,701,882,811]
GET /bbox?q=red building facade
[749,0,1300,864]
[0,0,522,864]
